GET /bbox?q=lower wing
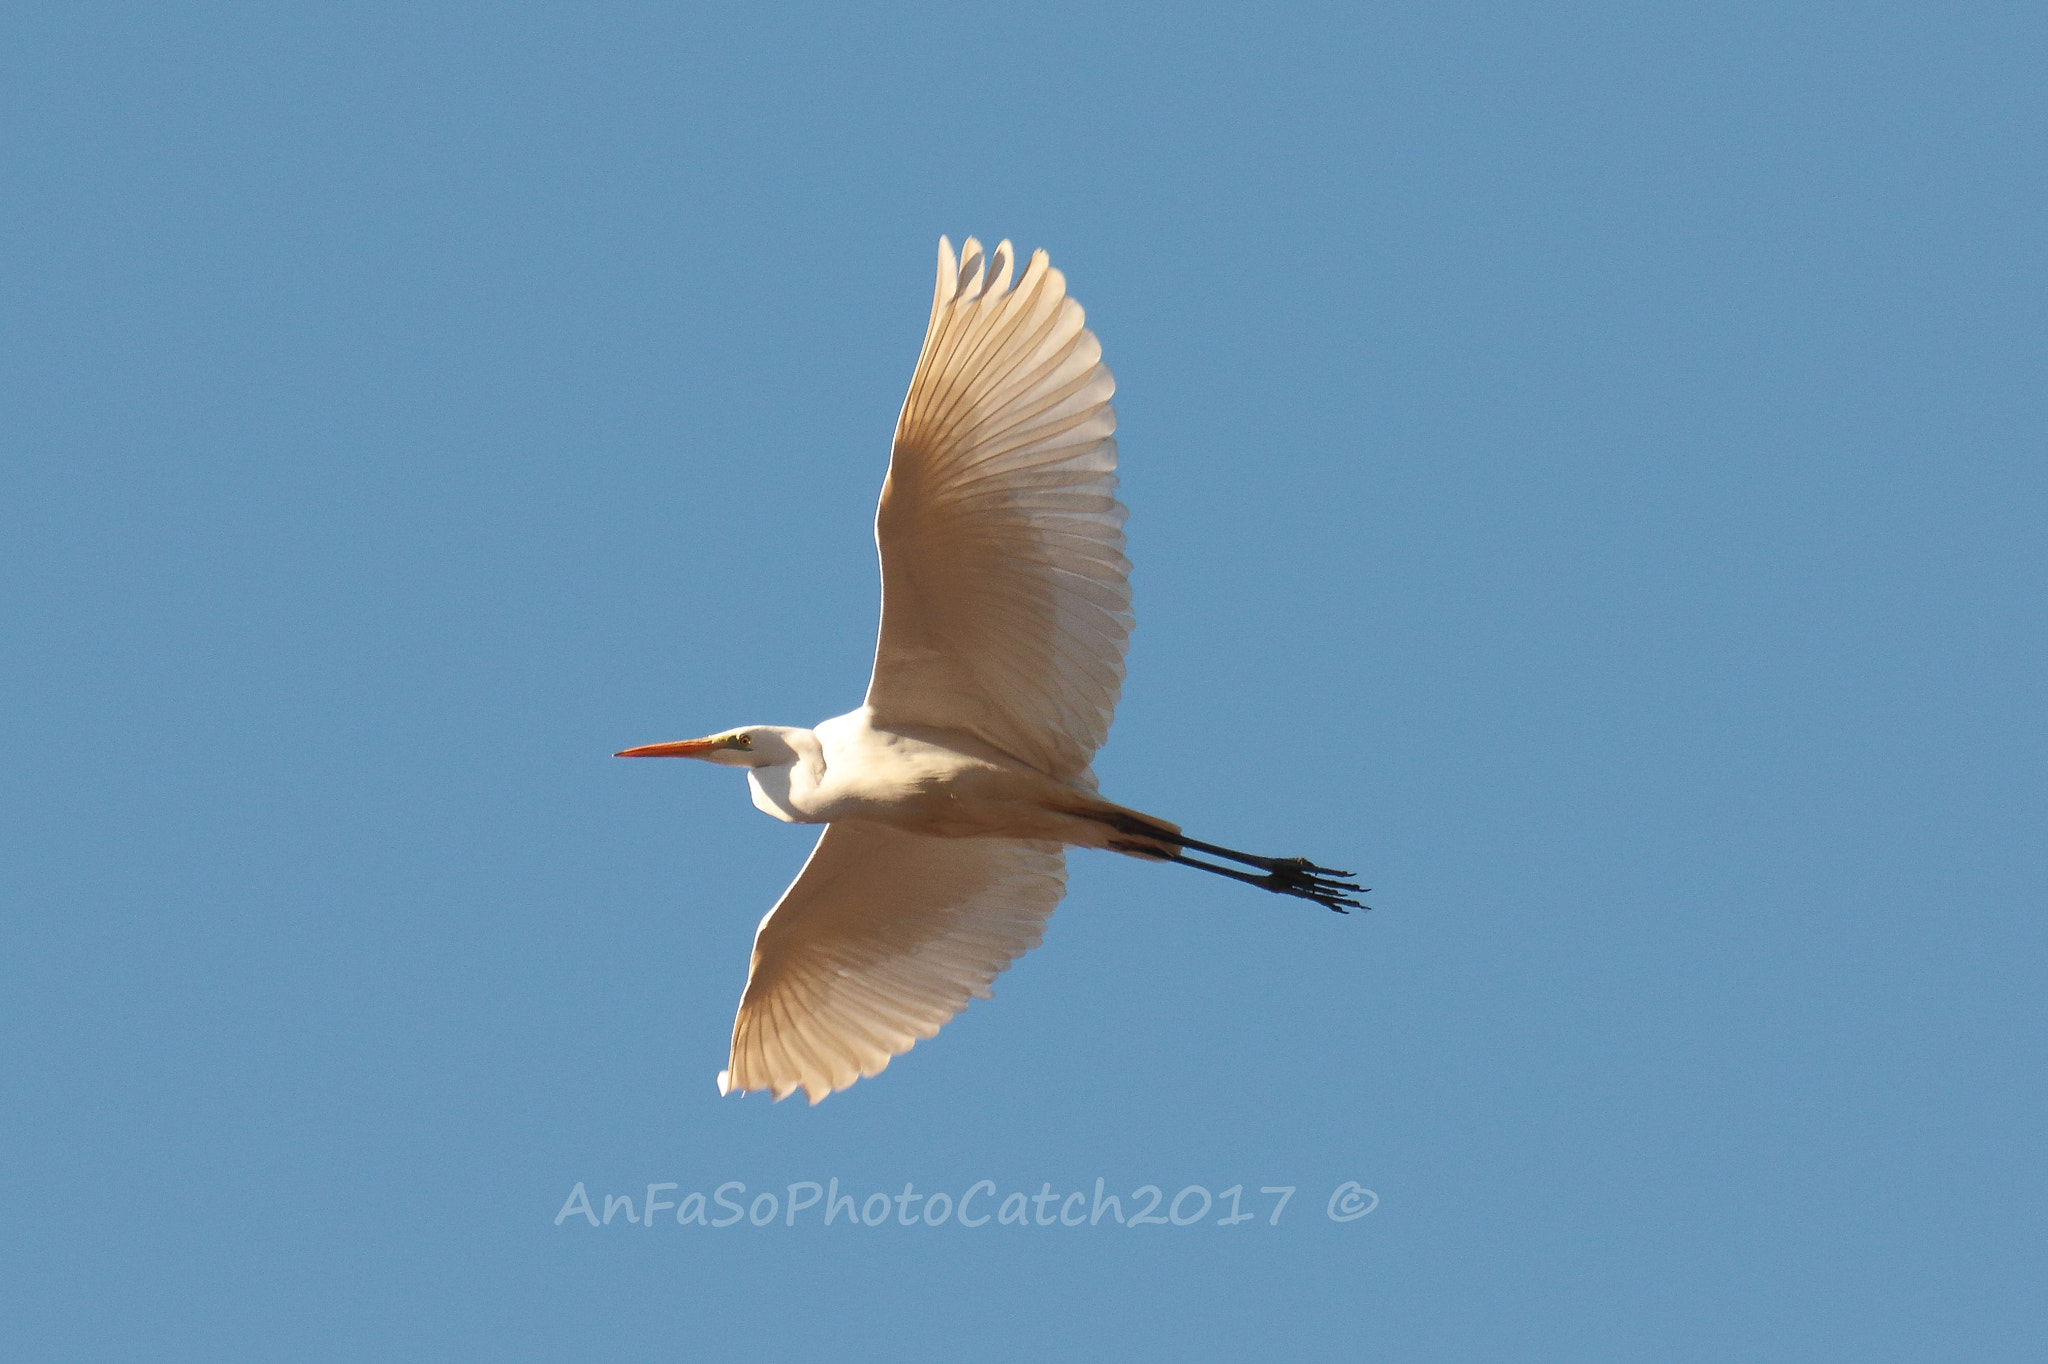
[722,822,1068,1103]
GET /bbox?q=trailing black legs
[1098,813,1369,914]
[1162,848,1368,913]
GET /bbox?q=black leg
[1173,833,1354,880]
[1098,813,1369,913]
[1123,845,1369,914]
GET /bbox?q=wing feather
[866,236,1131,782]
[723,823,1067,1103]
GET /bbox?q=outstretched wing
[865,236,1131,783]
[722,823,1068,1103]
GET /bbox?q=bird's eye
[730,732,752,749]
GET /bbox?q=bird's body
[734,711,1161,852]
[619,237,1362,1103]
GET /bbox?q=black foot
[1174,838,1369,913]
[1260,857,1370,914]
[1158,849,1370,914]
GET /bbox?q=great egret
[619,237,1363,1104]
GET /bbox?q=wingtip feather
[959,237,985,299]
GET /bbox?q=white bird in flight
[619,237,1364,1104]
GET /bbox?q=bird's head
[613,726,798,769]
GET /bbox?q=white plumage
[619,238,1362,1104]
[725,823,1066,1102]
[869,237,1130,784]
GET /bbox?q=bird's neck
[744,729,824,824]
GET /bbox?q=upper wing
[865,237,1131,783]
[722,822,1068,1103]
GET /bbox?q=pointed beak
[614,738,724,759]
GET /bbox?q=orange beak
[614,738,725,758]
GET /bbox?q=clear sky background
[4,3,2043,1359]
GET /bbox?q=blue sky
[4,3,2043,1358]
